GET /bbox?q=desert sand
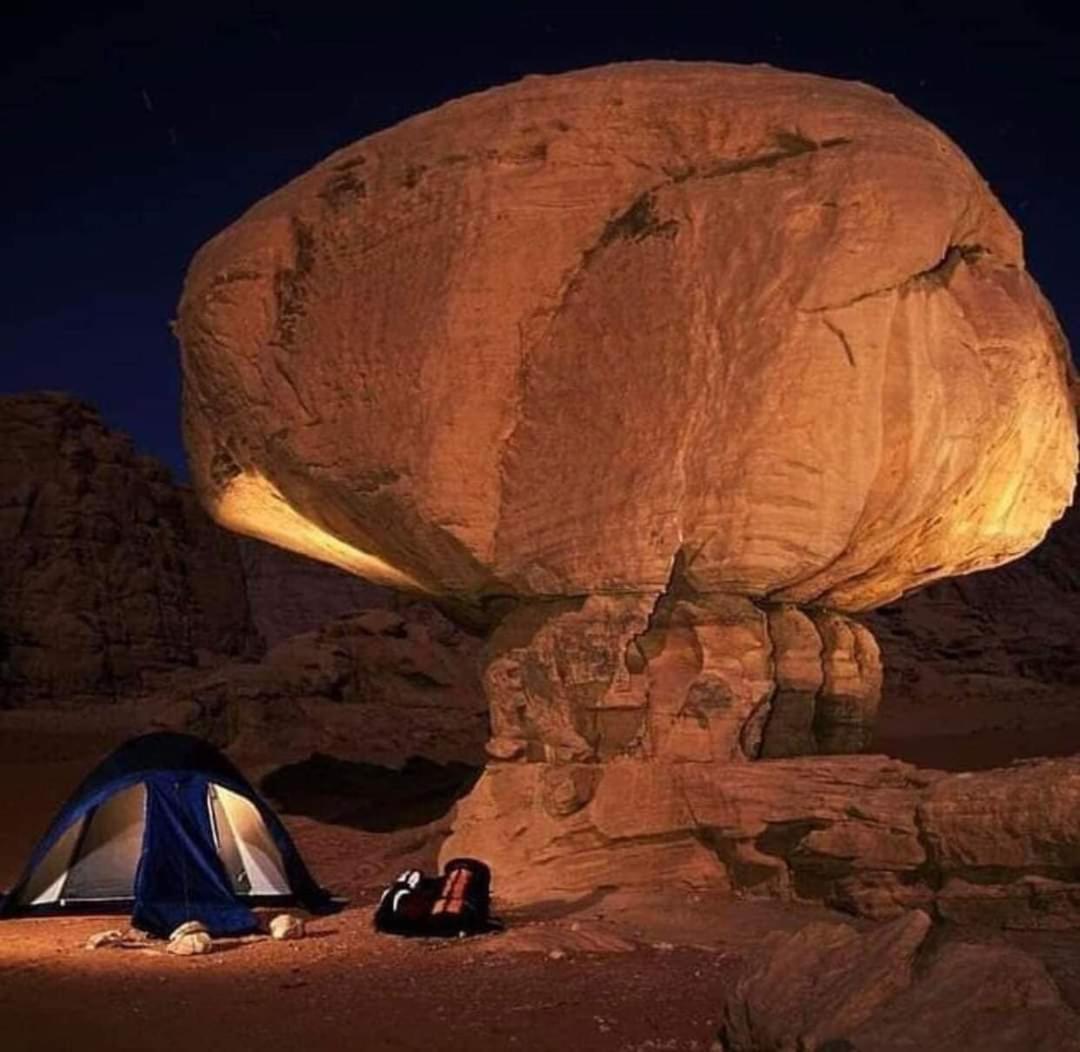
[2,737,1078,1052]
[0,746,813,1052]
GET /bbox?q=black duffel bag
[374,857,495,937]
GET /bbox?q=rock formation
[0,394,483,773]
[0,393,258,704]
[238,536,395,647]
[178,61,1076,771]
[716,910,1080,1051]
[148,603,486,767]
[868,498,1080,767]
[176,61,1078,905]
[440,753,1080,927]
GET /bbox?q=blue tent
[0,732,340,937]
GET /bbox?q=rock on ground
[269,914,306,940]
[442,754,1080,927]
[716,910,1080,1052]
[166,932,213,956]
[166,921,213,956]
[85,929,126,950]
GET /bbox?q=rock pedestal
[484,590,881,765]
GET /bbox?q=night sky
[4,2,1079,478]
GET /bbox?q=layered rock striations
[442,754,1080,927]
[482,585,882,765]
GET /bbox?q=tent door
[18,818,84,906]
[207,784,290,896]
[59,782,148,902]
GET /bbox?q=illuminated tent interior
[0,732,339,937]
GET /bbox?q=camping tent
[0,732,339,937]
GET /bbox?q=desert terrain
[2,735,1079,1052]
[5,59,1080,1051]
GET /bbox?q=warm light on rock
[178,61,1075,613]
[213,467,426,592]
[176,61,1078,885]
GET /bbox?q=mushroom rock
[178,61,1077,887]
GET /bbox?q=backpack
[374,857,494,936]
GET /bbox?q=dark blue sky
[3,2,1078,477]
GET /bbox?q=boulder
[716,912,1080,1052]
[177,60,1074,610]
[717,911,931,1050]
[441,754,1080,926]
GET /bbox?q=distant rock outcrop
[151,603,486,767]
[0,392,485,769]
[0,393,258,704]
[716,910,1080,1051]
[238,535,395,647]
[868,498,1080,768]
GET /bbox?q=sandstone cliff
[0,393,258,704]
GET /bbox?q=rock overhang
[176,60,1077,615]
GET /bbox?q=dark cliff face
[868,498,1080,768]
[236,535,396,648]
[0,392,260,705]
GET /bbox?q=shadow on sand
[260,754,481,832]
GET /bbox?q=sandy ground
[0,751,839,1052]
[3,743,1079,1052]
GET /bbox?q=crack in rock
[822,317,857,368]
